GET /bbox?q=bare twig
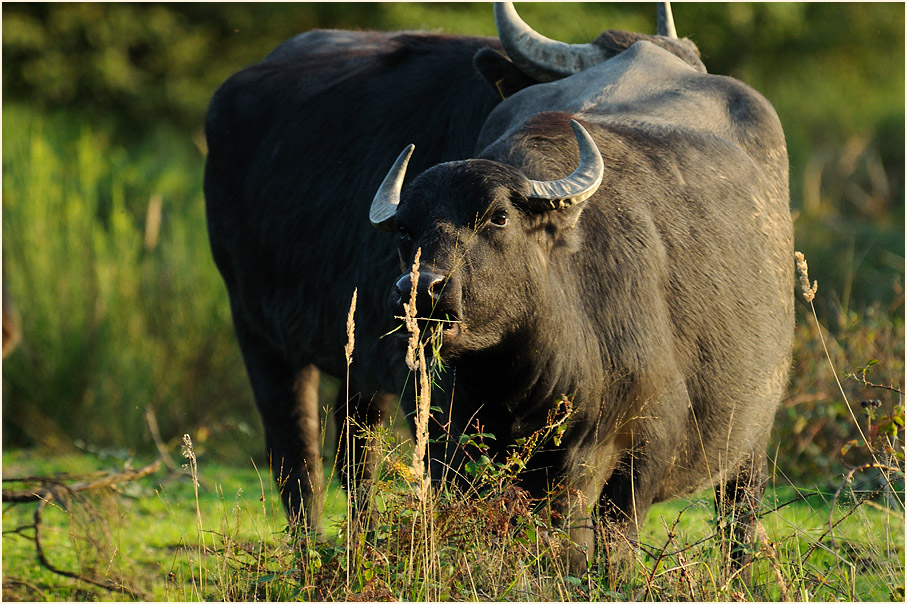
[145,407,179,472]
[640,509,688,600]
[3,461,164,599]
[853,378,905,396]
[33,497,147,600]
[799,476,897,565]
[2,576,49,601]
[3,459,163,503]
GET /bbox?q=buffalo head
[370,119,603,357]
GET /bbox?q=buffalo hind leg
[232,314,324,534]
[715,452,767,578]
[335,389,395,503]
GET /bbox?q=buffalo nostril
[392,271,446,317]
[424,273,444,301]
[393,274,412,305]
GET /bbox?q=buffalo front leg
[232,315,324,533]
[556,486,600,576]
[596,432,671,579]
[548,445,623,576]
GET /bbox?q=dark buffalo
[370,2,794,569]
[204,25,544,530]
[205,4,703,531]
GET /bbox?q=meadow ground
[1,441,903,602]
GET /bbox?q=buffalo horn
[494,2,608,82]
[657,2,678,38]
[369,144,414,231]
[525,120,604,212]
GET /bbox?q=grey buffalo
[370,2,793,568]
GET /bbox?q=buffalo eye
[489,210,508,228]
[397,224,412,244]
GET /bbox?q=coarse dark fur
[205,6,794,576]
[385,36,794,570]
[204,30,516,530]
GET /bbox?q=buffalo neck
[451,278,606,444]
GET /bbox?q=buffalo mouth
[422,312,463,344]
[393,312,464,354]
[439,315,462,345]
[436,316,464,358]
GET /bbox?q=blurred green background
[2,3,903,486]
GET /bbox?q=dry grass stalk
[404,248,421,372]
[795,251,885,474]
[413,343,431,497]
[756,521,791,601]
[795,251,818,302]
[144,192,162,251]
[345,288,357,366]
[343,288,357,585]
[181,434,207,596]
[402,248,432,496]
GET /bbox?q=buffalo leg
[557,485,601,576]
[715,452,767,575]
[335,389,395,499]
[596,440,669,576]
[232,315,323,533]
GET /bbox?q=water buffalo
[370,2,794,569]
[204,25,536,531]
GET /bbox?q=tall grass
[1,104,256,458]
[5,424,901,601]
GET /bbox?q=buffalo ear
[545,202,587,234]
[473,47,538,100]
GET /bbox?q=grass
[1,103,258,460]
[1,439,903,602]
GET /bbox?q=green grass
[1,103,259,460]
[2,445,903,602]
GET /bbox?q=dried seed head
[795,251,818,303]
[181,434,195,461]
[404,249,422,371]
[344,288,357,365]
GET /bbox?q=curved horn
[369,144,414,231]
[525,120,604,212]
[657,2,678,38]
[494,2,608,82]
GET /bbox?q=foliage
[780,301,905,483]
[1,438,903,601]
[1,105,257,458]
